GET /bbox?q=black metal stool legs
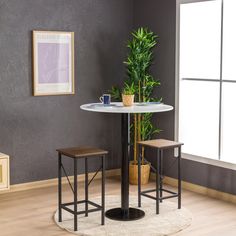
[137,139,183,216]
[74,158,78,231]
[85,158,88,217]
[156,149,160,214]
[58,153,62,222]
[159,150,163,203]
[57,147,108,232]
[138,145,141,208]
[101,155,105,225]
[178,146,182,209]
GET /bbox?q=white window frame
[175,0,236,170]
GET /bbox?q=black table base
[105,113,145,221]
[105,208,145,221]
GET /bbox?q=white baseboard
[0,168,120,195]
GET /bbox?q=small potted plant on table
[122,82,135,106]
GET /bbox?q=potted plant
[110,27,161,185]
[122,82,135,106]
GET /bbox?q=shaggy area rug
[54,195,192,236]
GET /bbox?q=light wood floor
[0,176,236,236]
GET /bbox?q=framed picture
[32,31,74,96]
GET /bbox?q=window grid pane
[220,82,236,163]
[222,0,236,81]
[179,0,236,164]
[179,80,220,160]
[180,0,221,80]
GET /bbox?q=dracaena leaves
[109,27,162,161]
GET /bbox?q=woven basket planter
[129,161,150,185]
[122,94,134,106]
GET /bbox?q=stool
[56,147,108,231]
[137,139,183,214]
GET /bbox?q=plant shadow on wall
[109,27,162,185]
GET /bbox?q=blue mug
[99,94,111,105]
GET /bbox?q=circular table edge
[80,102,173,114]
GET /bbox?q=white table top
[80,102,173,114]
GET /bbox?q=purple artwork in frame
[38,43,69,84]
[33,31,74,96]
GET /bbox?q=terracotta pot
[122,94,134,106]
[129,161,150,185]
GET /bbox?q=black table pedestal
[105,113,145,221]
[105,208,145,221]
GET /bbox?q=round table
[80,102,173,221]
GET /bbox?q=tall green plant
[110,27,161,163]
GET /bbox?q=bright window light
[179,0,221,160]
[221,83,236,163]
[180,1,221,80]
[222,0,236,81]
[179,80,220,159]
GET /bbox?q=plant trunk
[133,114,137,164]
[142,147,145,164]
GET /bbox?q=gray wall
[134,0,236,195]
[0,0,134,184]
[1,0,235,194]
[134,0,176,141]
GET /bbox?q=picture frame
[32,31,74,96]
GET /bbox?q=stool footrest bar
[141,193,157,200]
[87,200,102,209]
[141,188,156,194]
[62,205,102,215]
[63,200,86,206]
[61,205,74,214]
[162,188,177,195]
[140,192,179,201]
[77,208,102,215]
[141,188,177,195]
[61,200,103,215]
[161,194,179,200]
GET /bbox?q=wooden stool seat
[57,147,108,158]
[138,139,183,149]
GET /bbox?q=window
[178,0,236,164]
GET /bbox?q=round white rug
[54,195,192,236]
